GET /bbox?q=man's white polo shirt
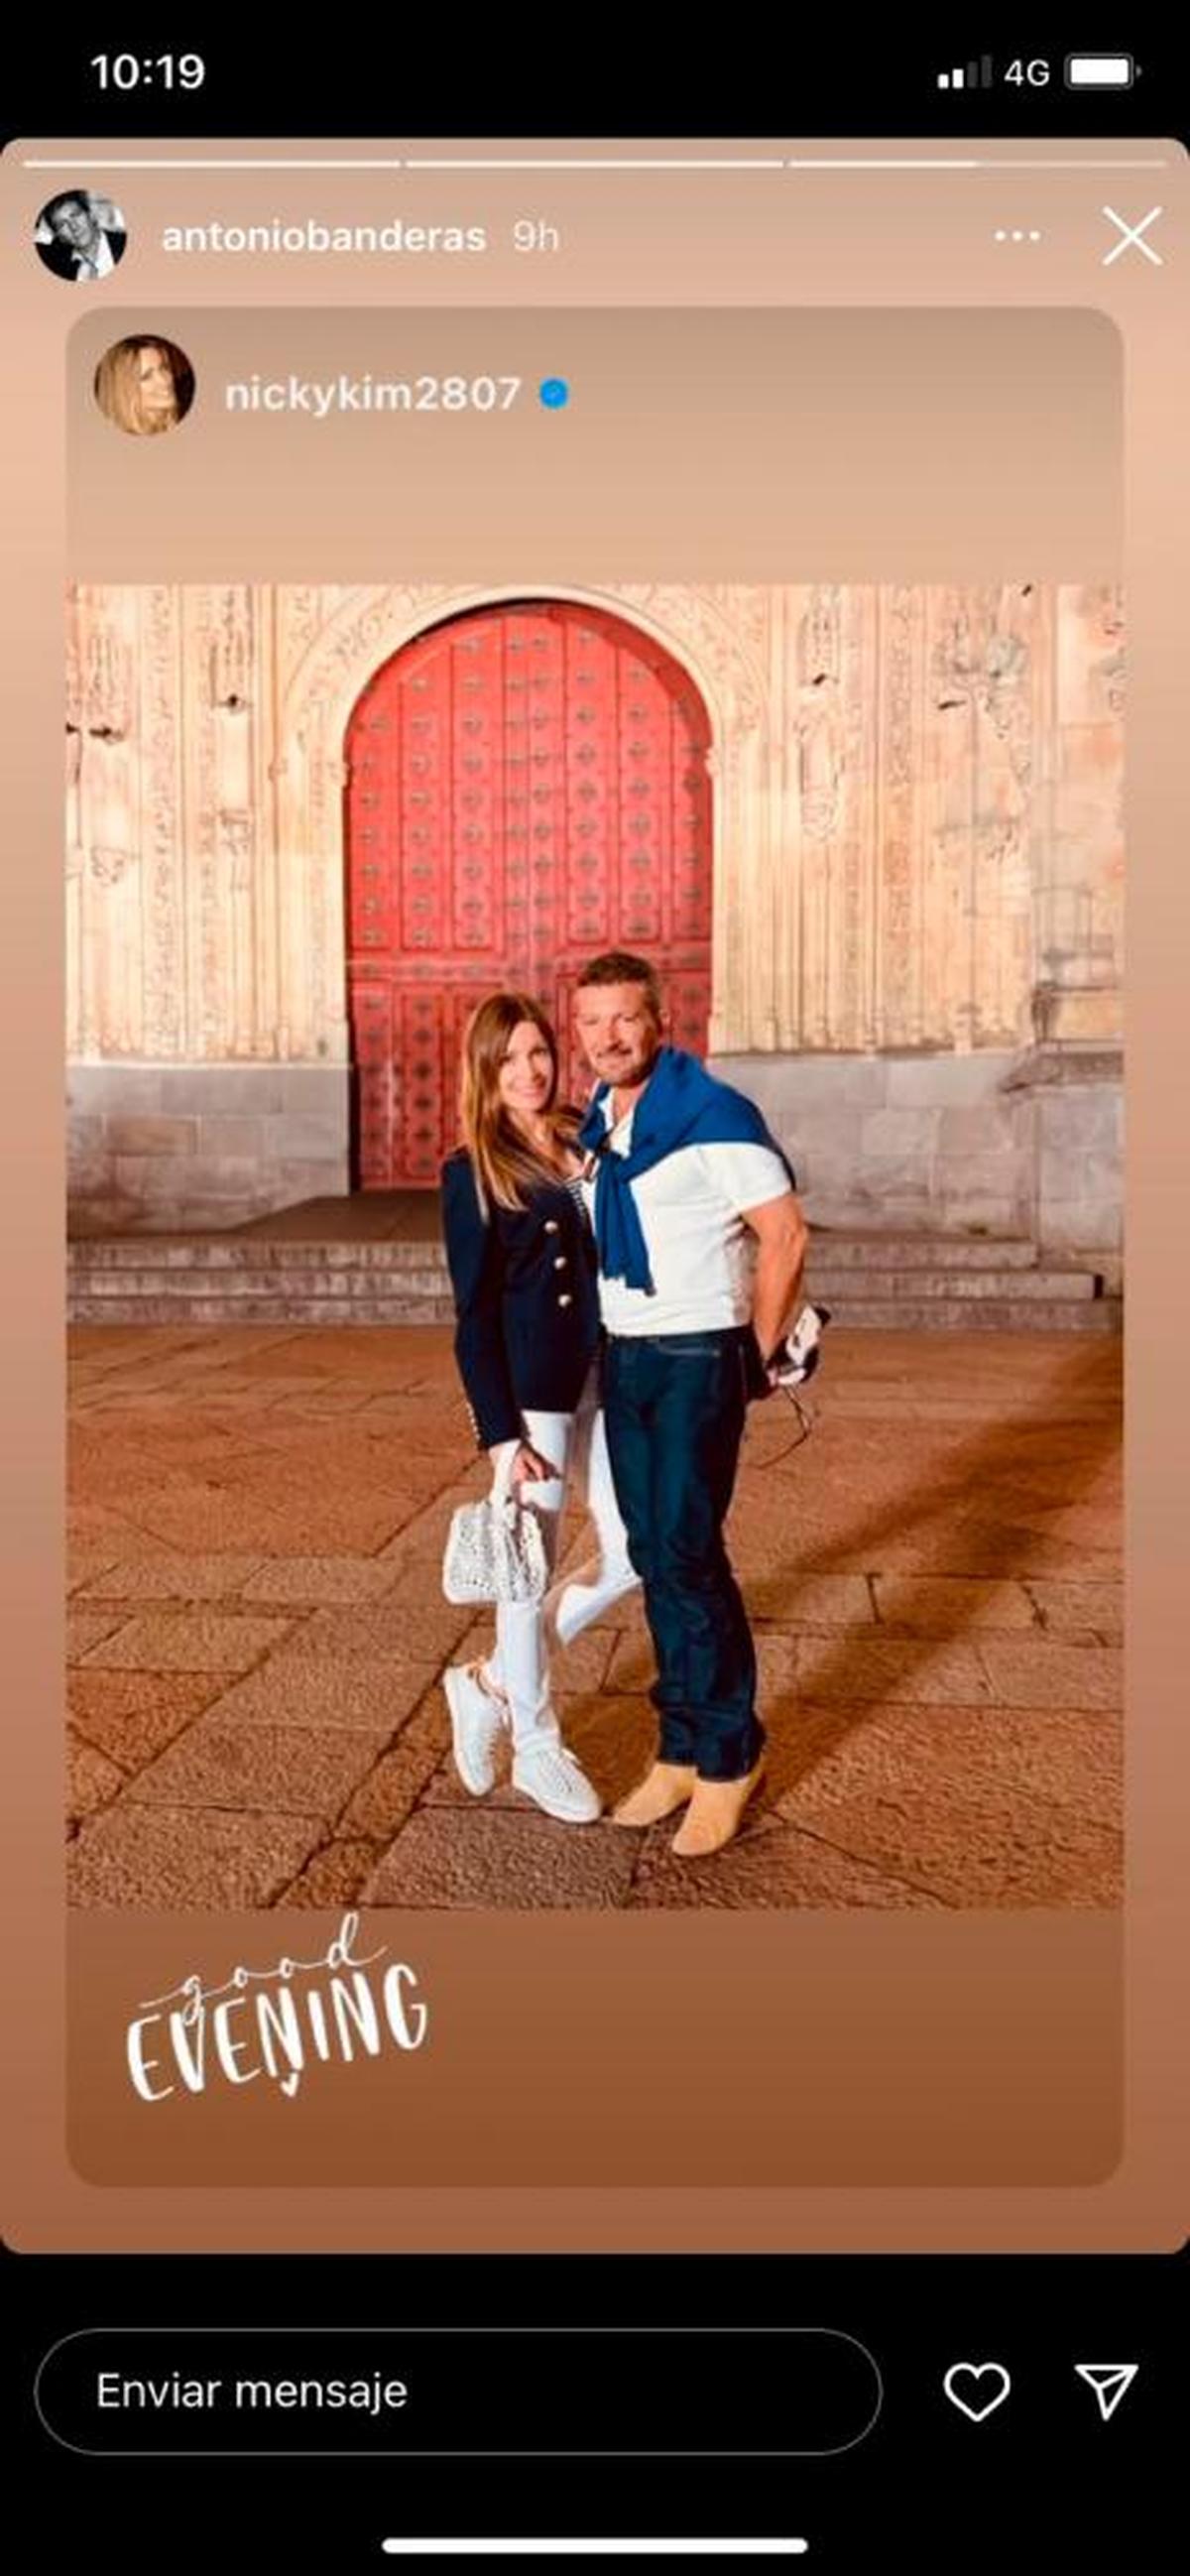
[584,1092,791,1336]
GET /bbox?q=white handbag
[442,1493,549,1606]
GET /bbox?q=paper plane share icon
[1075,2364,1139,2421]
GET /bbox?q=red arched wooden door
[344,600,713,1187]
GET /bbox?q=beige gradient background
[1,136,1186,2251]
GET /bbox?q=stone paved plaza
[66,1325,1123,1912]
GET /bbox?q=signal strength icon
[937,58,994,89]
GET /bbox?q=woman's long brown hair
[458,992,579,1212]
[93,336,180,435]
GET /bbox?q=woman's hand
[511,1440,556,1485]
[492,1438,556,1486]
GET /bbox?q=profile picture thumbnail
[35,189,127,283]
[93,336,195,438]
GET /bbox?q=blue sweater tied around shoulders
[576,1044,796,1295]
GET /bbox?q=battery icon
[1065,55,1134,87]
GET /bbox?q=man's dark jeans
[603,1325,764,1781]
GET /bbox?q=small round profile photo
[35,189,127,283]
[93,336,195,438]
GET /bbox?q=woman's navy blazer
[439,1149,602,1451]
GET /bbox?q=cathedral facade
[66,580,1124,1255]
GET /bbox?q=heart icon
[943,2363,1012,2422]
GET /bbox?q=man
[36,192,126,283]
[574,952,808,1858]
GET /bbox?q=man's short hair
[575,950,663,1018]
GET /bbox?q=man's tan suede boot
[671,1762,765,1858]
[611,1762,697,1827]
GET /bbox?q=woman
[93,336,193,435]
[439,993,639,1824]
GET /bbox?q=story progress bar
[380,2547,810,2561]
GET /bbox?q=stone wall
[730,1045,1123,1252]
[729,1050,1027,1236]
[1004,1046,1124,1256]
[67,1064,347,1234]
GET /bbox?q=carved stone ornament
[85,626,130,738]
[89,844,135,885]
[210,588,253,708]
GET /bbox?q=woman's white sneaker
[512,1741,602,1824]
[443,1660,508,1795]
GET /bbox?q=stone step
[810,1266,1098,1301]
[71,1266,451,1301]
[66,1237,446,1271]
[68,1227,1118,1331]
[67,1228,1043,1273]
[68,1286,1120,1331]
[69,1258,1101,1305]
[809,1298,1120,1332]
[68,1295,456,1324]
[796,1232,1041,1271]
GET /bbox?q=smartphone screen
[3,44,1185,2571]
